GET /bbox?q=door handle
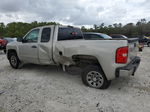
[31,46,37,48]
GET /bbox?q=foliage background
[0,19,149,38]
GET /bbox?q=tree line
[0,19,150,38]
[81,19,150,38]
[0,21,59,38]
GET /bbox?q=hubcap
[86,71,104,88]
[10,55,17,67]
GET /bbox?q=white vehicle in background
[6,25,141,89]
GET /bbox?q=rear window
[58,27,83,41]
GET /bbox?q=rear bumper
[115,56,141,77]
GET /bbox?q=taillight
[116,46,128,63]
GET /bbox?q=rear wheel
[9,52,21,69]
[82,65,111,89]
[139,48,143,52]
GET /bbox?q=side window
[41,28,51,42]
[58,28,83,41]
[24,29,39,43]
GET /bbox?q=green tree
[0,22,5,37]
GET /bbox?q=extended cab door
[38,27,54,64]
[18,28,40,64]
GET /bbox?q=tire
[82,65,111,89]
[147,43,150,47]
[139,48,142,52]
[3,50,6,54]
[9,52,21,69]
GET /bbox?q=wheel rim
[86,71,104,88]
[10,55,17,67]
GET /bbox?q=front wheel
[82,65,111,89]
[3,50,6,54]
[9,52,21,69]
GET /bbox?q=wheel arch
[7,49,18,60]
[72,54,108,79]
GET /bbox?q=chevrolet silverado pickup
[6,25,141,89]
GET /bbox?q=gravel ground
[0,48,150,112]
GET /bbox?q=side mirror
[22,39,27,43]
[17,37,23,42]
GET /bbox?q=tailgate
[128,38,139,62]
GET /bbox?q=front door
[18,29,40,64]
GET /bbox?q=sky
[0,0,150,26]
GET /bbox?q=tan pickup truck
[6,25,141,89]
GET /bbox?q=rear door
[38,27,54,64]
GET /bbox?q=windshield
[99,34,112,39]
[122,35,128,38]
[111,35,128,39]
[83,33,112,40]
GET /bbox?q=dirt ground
[0,47,150,112]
